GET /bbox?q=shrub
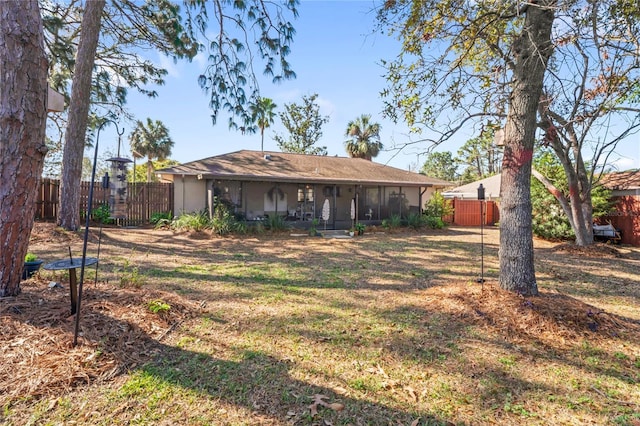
[421,192,452,229]
[382,214,403,229]
[92,203,114,224]
[150,212,172,227]
[24,253,38,262]
[171,211,210,232]
[406,212,424,229]
[265,215,289,231]
[424,216,446,229]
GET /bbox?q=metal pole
[74,119,119,346]
[477,184,485,288]
[480,201,484,288]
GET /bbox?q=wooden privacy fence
[443,198,500,226]
[36,178,173,226]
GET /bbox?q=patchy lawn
[1,223,639,425]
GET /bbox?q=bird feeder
[104,124,132,220]
[105,156,132,219]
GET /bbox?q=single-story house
[156,150,451,229]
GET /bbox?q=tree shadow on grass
[0,281,452,426]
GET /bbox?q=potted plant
[354,222,366,236]
[349,227,355,237]
[23,252,43,279]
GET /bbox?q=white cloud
[611,156,637,171]
[158,54,181,79]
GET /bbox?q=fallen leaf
[404,386,418,402]
[411,418,420,426]
[328,402,345,411]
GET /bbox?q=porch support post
[332,184,337,229]
[378,186,382,220]
[207,180,213,220]
[419,187,428,214]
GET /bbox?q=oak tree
[377,0,556,295]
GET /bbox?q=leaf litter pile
[0,277,198,404]
[1,223,639,425]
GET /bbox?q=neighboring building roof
[442,174,502,199]
[157,150,452,188]
[600,170,640,190]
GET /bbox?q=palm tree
[249,97,277,152]
[128,118,174,182]
[344,114,383,160]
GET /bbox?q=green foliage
[92,203,114,224]
[531,156,575,240]
[129,159,179,183]
[150,212,172,226]
[274,94,329,155]
[308,218,319,236]
[531,151,613,240]
[171,211,211,232]
[265,215,289,232]
[354,222,366,234]
[169,202,251,235]
[420,151,458,182]
[344,114,383,160]
[24,253,38,263]
[382,214,402,229]
[456,126,503,183]
[424,192,453,219]
[248,97,277,151]
[119,259,145,289]
[191,2,298,130]
[423,193,451,229]
[42,0,200,135]
[129,118,175,182]
[147,300,171,315]
[406,212,424,229]
[424,216,446,229]
[210,201,248,235]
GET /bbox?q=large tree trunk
[57,0,105,230]
[0,1,48,297]
[499,1,555,296]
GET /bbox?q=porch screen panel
[364,186,380,220]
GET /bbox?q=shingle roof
[157,150,451,187]
[600,170,640,190]
[443,174,502,199]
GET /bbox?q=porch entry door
[264,192,288,214]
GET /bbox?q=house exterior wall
[168,175,207,215]
[170,178,439,228]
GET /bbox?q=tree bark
[499,1,555,296]
[0,1,48,297]
[57,0,105,230]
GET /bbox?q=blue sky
[102,0,640,173]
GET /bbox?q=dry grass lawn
[1,223,639,425]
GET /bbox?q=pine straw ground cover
[1,223,639,426]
